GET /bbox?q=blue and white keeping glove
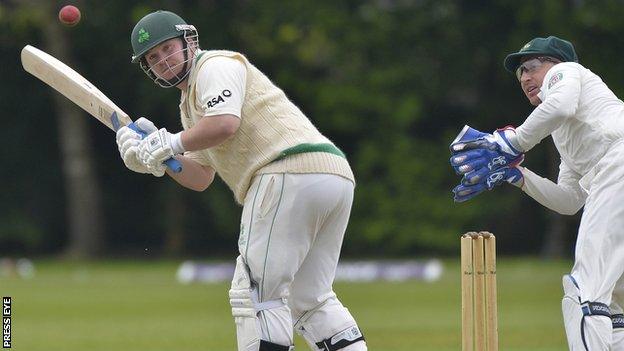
[452,166,524,202]
[450,125,524,175]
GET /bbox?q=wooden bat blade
[20,45,132,131]
[21,45,183,173]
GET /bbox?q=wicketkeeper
[115,10,367,351]
[449,36,624,350]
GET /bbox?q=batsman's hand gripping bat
[20,44,182,173]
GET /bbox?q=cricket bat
[20,44,182,173]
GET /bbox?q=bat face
[21,45,183,173]
[20,45,133,130]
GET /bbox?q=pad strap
[259,340,293,351]
[579,300,611,351]
[254,299,285,312]
[315,326,365,351]
[251,289,285,313]
[613,314,624,329]
[581,301,611,317]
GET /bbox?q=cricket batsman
[115,10,366,351]
[449,36,624,350]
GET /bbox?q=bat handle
[128,123,183,173]
[164,158,183,173]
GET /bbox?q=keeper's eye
[515,56,559,81]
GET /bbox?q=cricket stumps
[461,232,498,351]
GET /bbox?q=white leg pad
[612,314,624,350]
[230,256,293,351]
[256,302,294,347]
[230,256,261,351]
[562,275,612,350]
[611,277,624,350]
[294,296,366,351]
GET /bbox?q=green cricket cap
[504,36,578,73]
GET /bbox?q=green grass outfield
[1,258,571,350]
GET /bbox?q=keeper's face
[517,56,560,106]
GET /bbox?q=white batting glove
[135,117,169,177]
[115,119,166,177]
[134,117,158,134]
[147,158,166,177]
[124,144,166,177]
[138,127,185,172]
[116,126,150,174]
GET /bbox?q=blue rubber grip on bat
[127,122,183,173]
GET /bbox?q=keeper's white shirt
[515,62,624,213]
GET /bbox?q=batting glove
[116,126,140,161]
[116,118,167,177]
[137,127,185,174]
[116,126,151,174]
[134,117,158,135]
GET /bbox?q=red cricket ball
[58,5,81,26]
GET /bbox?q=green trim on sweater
[274,143,345,162]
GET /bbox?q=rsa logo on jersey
[2,296,10,349]
[206,89,232,108]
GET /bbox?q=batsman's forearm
[180,114,240,151]
[166,155,215,191]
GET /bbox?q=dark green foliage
[1,1,618,256]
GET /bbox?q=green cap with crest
[504,36,578,73]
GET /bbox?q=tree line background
[3,0,624,259]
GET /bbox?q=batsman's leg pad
[230,255,261,351]
[255,298,294,349]
[561,274,612,350]
[294,296,366,351]
[612,314,624,349]
[230,256,293,351]
[611,277,624,349]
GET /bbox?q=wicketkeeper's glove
[449,125,525,202]
[452,166,524,202]
[450,125,524,175]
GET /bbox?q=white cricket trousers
[238,173,366,350]
[563,141,624,350]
